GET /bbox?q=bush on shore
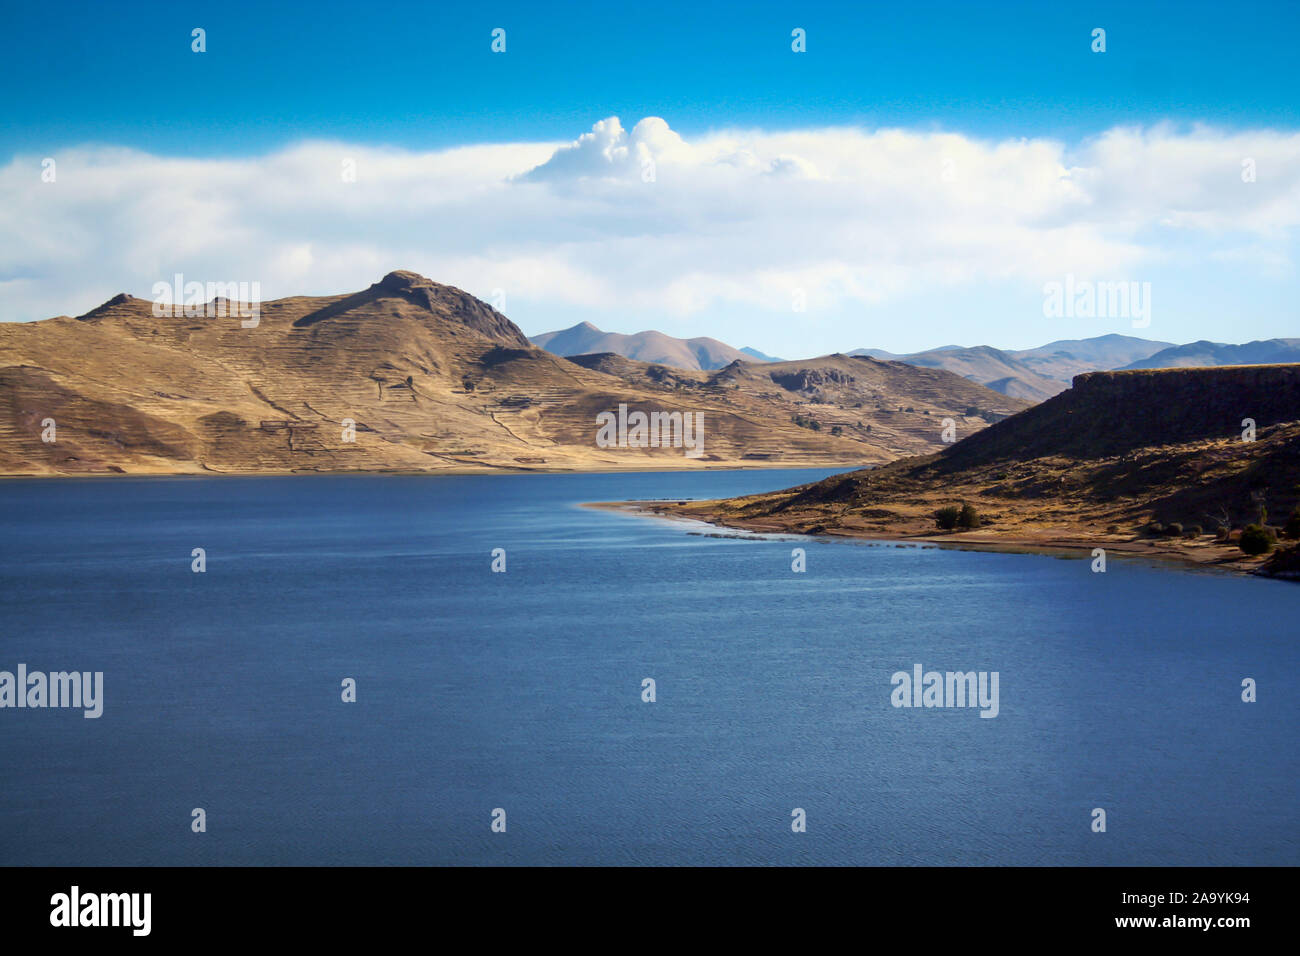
[934,505,960,530]
[1239,524,1276,556]
[935,503,982,530]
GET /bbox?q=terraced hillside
[0,271,1026,477]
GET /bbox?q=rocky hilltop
[0,272,1025,477]
[642,364,1300,573]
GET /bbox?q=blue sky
[2,0,1298,354]
[5,0,1298,156]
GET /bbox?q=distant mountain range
[1121,338,1300,370]
[848,345,1070,402]
[1007,335,1178,380]
[848,334,1177,402]
[848,336,1300,400]
[533,322,1300,404]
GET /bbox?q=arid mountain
[1119,338,1300,371]
[530,320,769,371]
[0,272,1025,477]
[645,364,1300,572]
[569,351,1029,462]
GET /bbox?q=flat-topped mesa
[939,363,1300,468]
[1065,365,1300,436]
[293,270,530,347]
[1069,363,1300,394]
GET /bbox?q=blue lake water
[0,469,1296,866]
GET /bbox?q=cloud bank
[2,117,1297,333]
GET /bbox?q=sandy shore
[590,499,1273,576]
[0,460,860,481]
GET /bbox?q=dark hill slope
[647,365,1300,572]
[934,364,1300,470]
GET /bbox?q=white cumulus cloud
[1,116,1297,334]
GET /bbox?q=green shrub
[1283,510,1300,539]
[935,505,961,530]
[1184,524,1202,538]
[1145,521,1165,537]
[957,503,981,529]
[1164,522,1183,537]
[1239,524,1275,556]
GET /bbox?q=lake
[0,469,1295,865]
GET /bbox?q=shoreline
[4,465,1288,579]
[590,500,1275,577]
[0,460,859,481]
